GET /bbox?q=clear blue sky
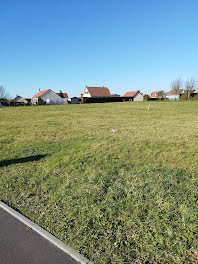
[1,0,198,98]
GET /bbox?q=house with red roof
[123,90,143,101]
[32,89,68,105]
[166,89,183,100]
[82,86,111,103]
[150,91,164,100]
[83,86,111,98]
[82,87,144,103]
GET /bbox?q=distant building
[32,89,68,105]
[68,97,80,104]
[193,89,198,94]
[82,86,111,103]
[82,86,144,103]
[150,91,163,100]
[123,91,144,101]
[83,86,111,98]
[10,95,30,106]
[166,89,183,100]
[0,98,10,106]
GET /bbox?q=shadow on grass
[0,155,47,168]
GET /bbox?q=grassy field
[0,101,198,263]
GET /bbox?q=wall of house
[17,98,28,104]
[133,93,143,101]
[70,97,80,104]
[83,87,91,97]
[46,98,68,105]
[11,97,29,106]
[32,98,38,105]
[193,89,198,94]
[41,90,68,105]
[41,90,61,101]
[166,95,180,100]
[32,90,68,105]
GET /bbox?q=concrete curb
[0,201,93,264]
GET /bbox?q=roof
[11,96,22,102]
[193,89,198,94]
[166,89,183,96]
[11,96,27,103]
[32,89,49,99]
[86,86,111,97]
[123,91,141,97]
[56,93,68,98]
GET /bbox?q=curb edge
[0,201,93,264]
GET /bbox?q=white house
[32,89,68,105]
[166,89,183,100]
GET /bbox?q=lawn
[0,101,198,263]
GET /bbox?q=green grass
[0,101,198,263]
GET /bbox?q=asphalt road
[0,207,78,264]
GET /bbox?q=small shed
[69,97,80,104]
[10,96,29,106]
[123,90,144,101]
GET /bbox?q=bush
[192,93,198,100]
[144,94,150,101]
[180,93,193,100]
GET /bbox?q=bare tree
[171,78,183,95]
[158,90,166,99]
[185,77,198,99]
[0,86,9,99]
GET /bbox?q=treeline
[171,77,198,99]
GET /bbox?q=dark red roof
[32,89,49,99]
[123,91,140,97]
[86,86,111,97]
[56,93,68,98]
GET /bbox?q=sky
[1,0,198,98]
